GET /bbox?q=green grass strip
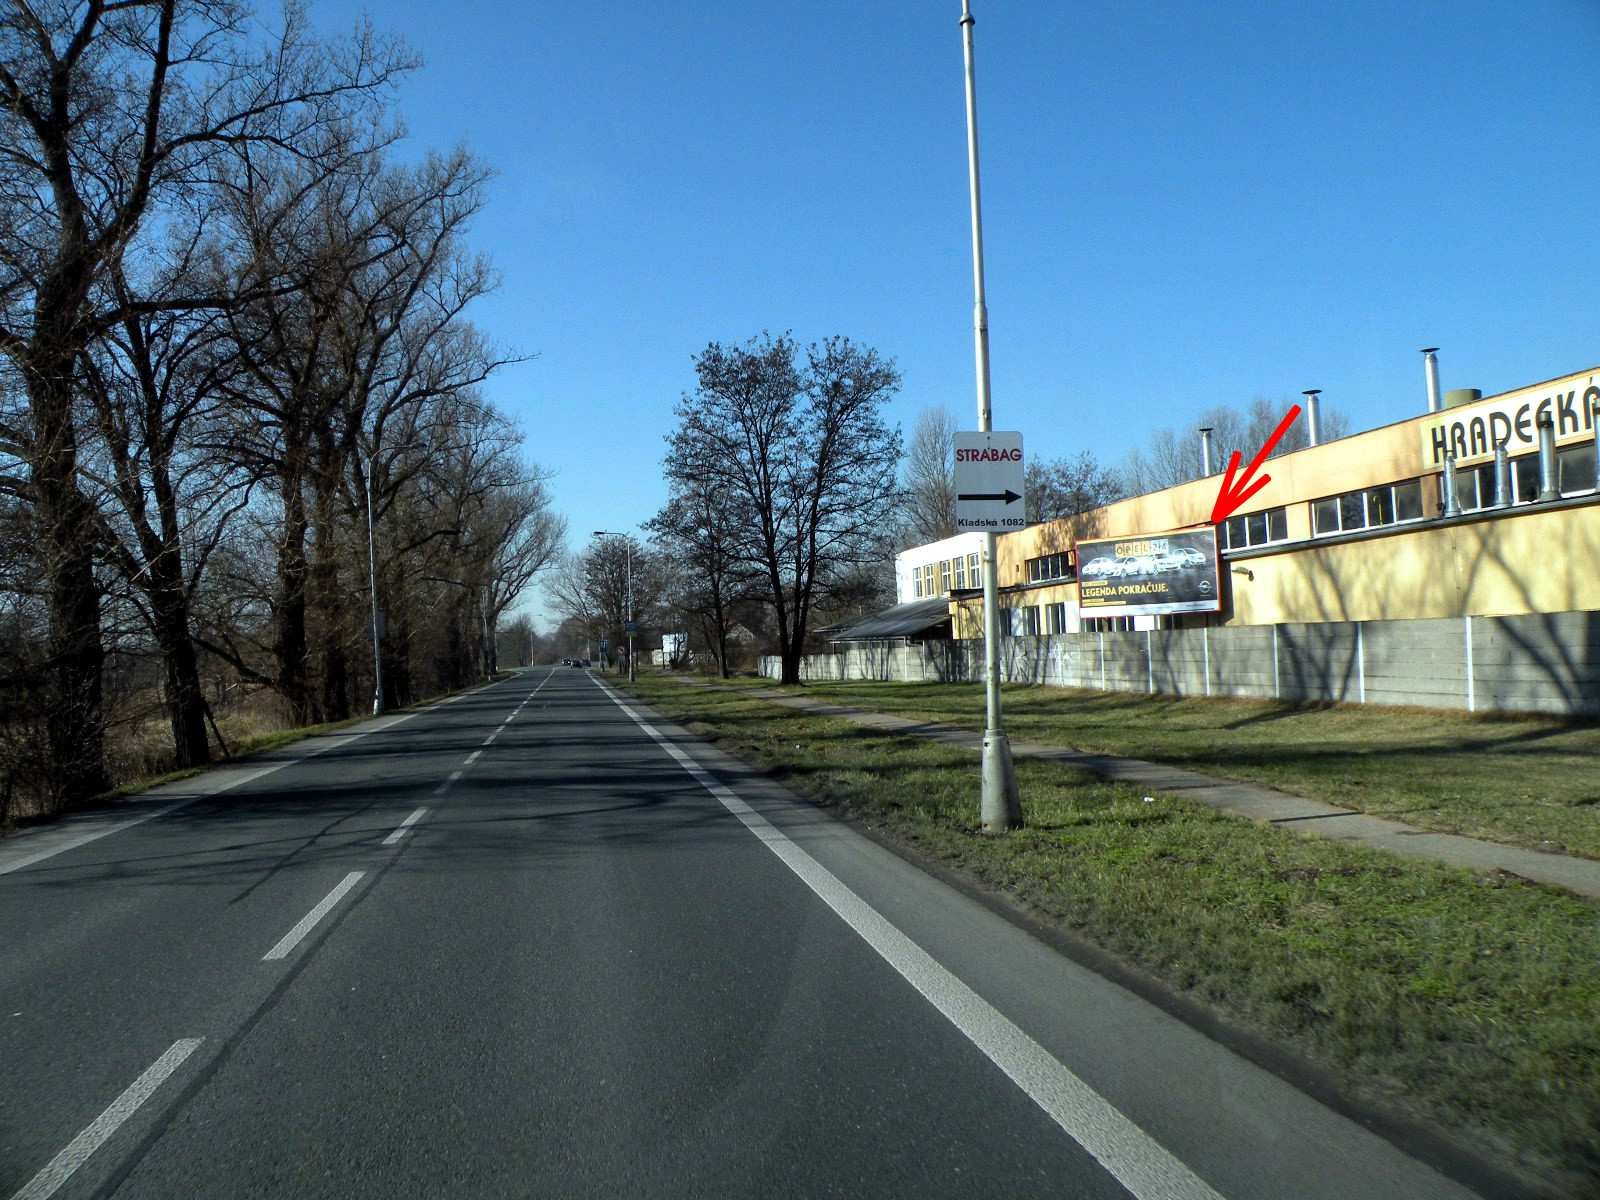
[700,676,1600,860]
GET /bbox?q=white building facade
[893,532,987,604]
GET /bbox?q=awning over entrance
[829,596,953,643]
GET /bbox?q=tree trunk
[154,600,210,768]
[33,364,109,808]
[274,467,313,724]
[310,545,350,723]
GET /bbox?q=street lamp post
[960,0,1021,831]
[364,445,384,716]
[593,531,635,682]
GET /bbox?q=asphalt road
[0,668,1489,1199]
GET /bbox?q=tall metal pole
[364,448,383,716]
[961,0,1021,831]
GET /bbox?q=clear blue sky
[309,0,1599,625]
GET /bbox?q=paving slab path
[672,677,1600,901]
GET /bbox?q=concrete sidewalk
[674,678,1600,901]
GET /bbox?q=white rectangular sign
[954,431,1025,531]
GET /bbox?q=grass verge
[697,675,1600,859]
[622,672,1600,1194]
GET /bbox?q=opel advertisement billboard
[1077,528,1221,618]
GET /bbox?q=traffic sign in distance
[954,431,1025,531]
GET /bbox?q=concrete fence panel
[756,608,1599,715]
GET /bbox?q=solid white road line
[382,808,429,847]
[262,871,365,961]
[9,1038,204,1200]
[591,677,1225,1200]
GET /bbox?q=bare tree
[647,479,755,678]
[545,537,661,670]
[901,405,959,542]
[665,333,903,685]
[0,0,411,805]
[1122,395,1349,495]
[1024,451,1124,523]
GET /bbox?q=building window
[1513,454,1541,504]
[939,560,951,594]
[1025,551,1073,583]
[1023,606,1042,636]
[913,570,922,598]
[1559,445,1597,495]
[1222,505,1289,549]
[1313,480,1425,535]
[1460,454,1573,509]
[1084,615,1135,632]
[968,552,981,588]
[953,555,967,589]
[1046,601,1068,633]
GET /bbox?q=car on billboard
[1119,554,1159,577]
[1154,547,1207,573]
[1080,556,1121,580]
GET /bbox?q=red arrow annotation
[1209,404,1303,526]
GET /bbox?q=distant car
[580,659,591,667]
[561,658,573,666]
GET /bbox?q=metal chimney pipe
[1302,389,1322,446]
[1198,427,1214,476]
[1537,412,1559,501]
[1493,440,1511,508]
[1421,348,1442,414]
[1442,454,1462,517]
[1593,396,1600,492]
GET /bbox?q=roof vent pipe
[1302,389,1322,447]
[1537,412,1559,501]
[1441,455,1462,518]
[1493,440,1511,508]
[1198,427,1214,476]
[1421,347,1442,414]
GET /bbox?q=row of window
[1006,602,1075,636]
[1220,505,1289,550]
[1457,448,1597,511]
[1311,479,1426,536]
[912,552,983,598]
[1025,551,1073,583]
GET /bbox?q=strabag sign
[953,431,1025,531]
[1076,528,1221,617]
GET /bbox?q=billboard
[1076,528,1221,618]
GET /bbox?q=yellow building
[951,366,1600,638]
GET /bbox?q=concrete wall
[758,609,1600,716]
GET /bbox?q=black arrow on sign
[958,490,1021,504]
